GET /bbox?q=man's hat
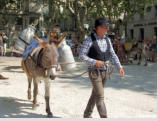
[95,18,109,28]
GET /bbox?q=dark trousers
[84,69,107,118]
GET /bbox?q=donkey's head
[42,44,59,80]
[33,35,59,80]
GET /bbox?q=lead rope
[104,61,114,80]
[57,61,114,79]
[57,70,88,78]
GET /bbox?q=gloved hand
[96,61,104,68]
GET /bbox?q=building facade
[0,0,47,46]
[127,2,157,41]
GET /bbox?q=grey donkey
[22,34,66,117]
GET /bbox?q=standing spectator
[152,36,157,62]
[112,39,117,53]
[49,25,63,71]
[0,34,3,56]
[73,39,79,56]
[116,38,125,63]
[1,32,8,56]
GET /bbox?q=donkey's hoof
[137,62,141,65]
[144,63,148,66]
[28,94,31,100]
[32,104,37,110]
[27,90,31,100]
[47,112,53,118]
[129,60,133,64]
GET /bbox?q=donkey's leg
[27,77,32,100]
[32,78,38,110]
[44,78,53,117]
[137,52,142,65]
[142,52,148,66]
[144,57,148,66]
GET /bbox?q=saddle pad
[23,38,49,61]
[30,46,43,66]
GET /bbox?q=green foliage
[1,0,156,42]
[0,0,22,10]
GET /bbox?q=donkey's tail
[21,59,32,78]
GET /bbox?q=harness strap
[19,37,30,45]
[28,47,44,68]
[28,54,37,65]
[37,48,44,67]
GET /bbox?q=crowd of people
[112,38,128,63]
[0,30,157,64]
[68,34,157,64]
[143,36,157,62]
[111,36,157,63]
[0,28,157,80]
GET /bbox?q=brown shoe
[83,112,92,118]
[84,115,92,118]
[0,74,9,80]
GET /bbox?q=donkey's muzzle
[50,75,56,80]
[49,68,57,80]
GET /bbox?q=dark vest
[87,33,110,61]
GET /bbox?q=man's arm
[107,38,125,77]
[79,37,97,67]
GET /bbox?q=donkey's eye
[45,54,49,58]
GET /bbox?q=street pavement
[0,56,157,118]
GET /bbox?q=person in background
[152,36,157,62]
[1,32,8,56]
[116,37,124,63]
[0,34,3,56]
[49,25,63,71]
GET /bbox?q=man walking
[79,18,125,118]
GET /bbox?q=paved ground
[0,56,157,118]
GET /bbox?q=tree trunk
[75,15,87,43]
[124,21,127,38]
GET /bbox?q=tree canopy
[48,0,156,41]
[0,0,156,41]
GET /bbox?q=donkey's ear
[33,34,49,48]
[55,33,67,48]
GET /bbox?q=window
[16,17,22,25]
[130,29,134,39]
[155,5,157,18]
[140,7,145,19]
[29,17,36,24]
[154,27,157,36]
[146,6,151,12]
[140,28,144,41]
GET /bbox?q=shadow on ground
[56,62,157,97]
[0,97,62,118]
[2,66,24,73]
